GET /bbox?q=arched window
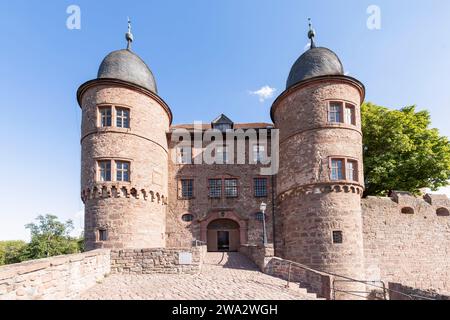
[436,208,450,217]
[182,214,194,222]
[401,207,414,214]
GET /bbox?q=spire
[308,18,316,49]
[126,17,134,50]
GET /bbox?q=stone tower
[77,25,172,250]
[271,24,366,298]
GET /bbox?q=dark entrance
[217,231,230,251]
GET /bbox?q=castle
[77,23,450,298]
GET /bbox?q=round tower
[78,23,172,250]
[271,23,366,299]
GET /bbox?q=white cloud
[304,42,311,51]
[71,209,84,237]
[249,86,277,103]
[344,71,351,76]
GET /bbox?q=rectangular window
[116,108,130,128]
[344,104,356,125]
[225,179,238,198]
[98,161,112,182]
[176,146,192,165]
[209,179,222,198]
[254,178,268,197]
[116,161,130,182]
[99,107,112,127]
[331,159,345,180]
[253,145,266,164]
[98,229,107,242]
[329,102,342,123]
[181,179,194,199]
[216,146,229,164]
[347,160,358,182]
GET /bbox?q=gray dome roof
[97,49,157,93]
[286,47,344,89]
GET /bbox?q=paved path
[78,252,318,300]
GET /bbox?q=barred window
[99,107,112,127]
[209,179,222,198]
[225,179,238,198]
[181,179,194,199]
[329,102,342,123]
[116,161,130,182]
[116,108,130,128]
[331,159,345,180]
[98,161,111,182]
[254,178,268,197]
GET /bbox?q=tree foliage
[20,214,81,260]
[362,103,450,196]
[0,241,27,266]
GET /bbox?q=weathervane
[126,17,134,50]
[308,18,316,49]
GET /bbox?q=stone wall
[388,282,450,300]
[0,249,110,300]
[239,244,275,271]
[362,192,450,295]
[110,246,207,275]
[264,257,333,300]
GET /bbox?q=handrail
[277,258,435,300]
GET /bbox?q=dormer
[212,114,234,132]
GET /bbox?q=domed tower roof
[97,49,158,93]
[96,18,157,93]
[286,19,344,89]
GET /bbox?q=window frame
[176,146,192,165]
[116,107,130,129]
[98,106,113,127]
[344,103,356,125]
[328,101,343,123]
[329,157,359,182]
[179,178,194,199]
[116,161,130,182]
[253,177,268,198]
[208,179,223,198]
[97,160,112,182]
[224,178,239,198]
[252,144,266,164]
[97,229,108,242]
[332,230,343,244]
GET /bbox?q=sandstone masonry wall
[362,193,450,295]
[0,250,110,300]
[110,246,207,275]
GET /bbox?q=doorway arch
[200,210,248,252]
[207,219,240,252]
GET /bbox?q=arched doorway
[207,219,240,252]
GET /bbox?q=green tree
[20,214,81,260]
[0,241,27,265]
[362,103,450,196]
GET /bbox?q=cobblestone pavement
[78,252,318,300]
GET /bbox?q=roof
[170,122,274,131]
[97,49,158,93]
[286,47,344,89]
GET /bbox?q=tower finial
[126,17,134,50]
[308,18,316,49]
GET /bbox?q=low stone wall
[0,249,110,300]
[264,258,333,299]
[110,246,207,274]
[239,244,274,271]
[388,283,450,300]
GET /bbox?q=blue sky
[0,0,449,241]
